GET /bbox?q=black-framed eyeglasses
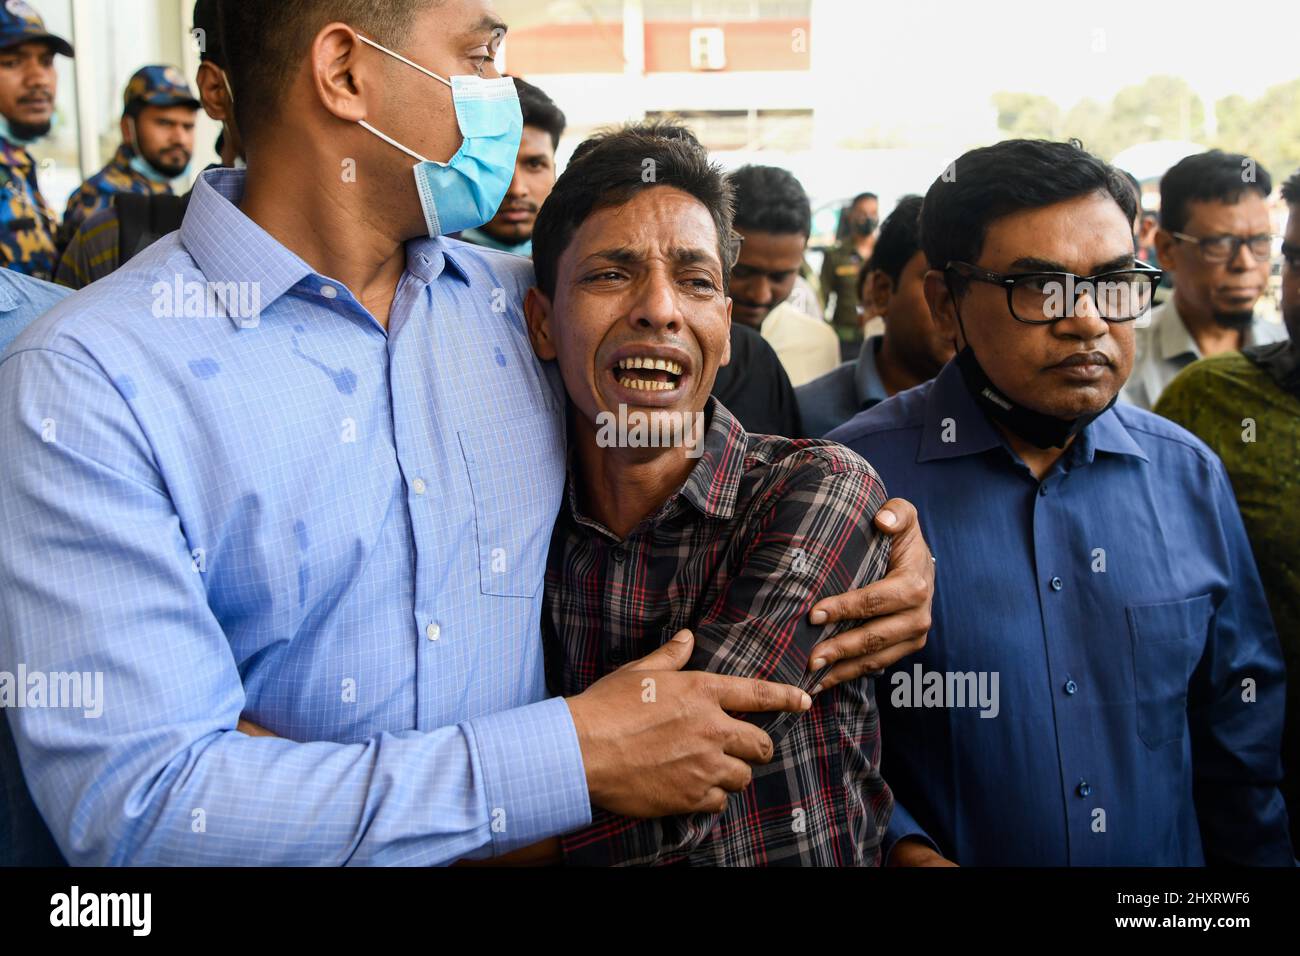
[1170,231,1273,264]
[945,261,1164,325]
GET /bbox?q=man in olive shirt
[820,192,877,361]
[1154,167,1300,849]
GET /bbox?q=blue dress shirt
[829,361,1292,866]
[0,169,591,866]
[796,334,888,438]
[0,267,70,354]
[0,267,71,865]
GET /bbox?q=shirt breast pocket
[1126,594,1213,749]
[458,411,564,598]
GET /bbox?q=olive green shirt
[818,238,866,345]
[1155,350,1300,843]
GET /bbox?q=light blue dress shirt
[0,268,70,354]
[830,361,1292,866]
[0,169,591,866]
[0,267,71,865]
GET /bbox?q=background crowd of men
[0,0,1295,866]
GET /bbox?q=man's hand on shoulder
[567,630,811,818]
[806,497,934,690]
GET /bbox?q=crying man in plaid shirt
[522,126,896,866]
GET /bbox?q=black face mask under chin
[954,346,1116,450]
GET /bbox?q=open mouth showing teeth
[614,356,685,392]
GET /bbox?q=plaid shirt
[544,398,894,866]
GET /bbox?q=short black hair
[193,0,226,69]
[869,195,923,286]
[920,139,1137,293]
[1159,150,1272,234]
[568,120,702,165]
[219,0,442,143]
[729,165,811,238]
[532,124,735,300]
[851,192,878,207]
[1283,169,1300,206]
[512,76,565,150]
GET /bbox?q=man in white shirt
[726,165,840,387]
[1124,149,1287,409]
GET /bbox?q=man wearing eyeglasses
[1154,167,1300,854]
[1123,150,1287,410]
[828,138,1292,866]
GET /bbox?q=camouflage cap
[0,0,74,57]
[123,64,201,114]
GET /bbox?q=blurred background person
[821,191,878,360]
[56,0,236,289]
[798,196,955,437]
[56,64,199,255]
[727,164,838,387]
[1125,150,1287,409]
[457,76,564,257]
[0,1,71,279]
[1154,166,1300,851]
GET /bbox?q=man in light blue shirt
[0,266,69,866]
[0,266,67,353]
[0,0,933,866]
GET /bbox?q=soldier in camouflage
[0,0,72,279]
[57,64,199,253]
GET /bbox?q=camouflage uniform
[0,137,57,279]
[57,65,199,253]
[0,0,74,279]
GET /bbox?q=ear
[868,269,894,313]
[720,296,733,368]
[1153,228,1178,273]
[524,287,557,361]
[923,269,964,348]
[195,61,230,124]
[310,23,369,124]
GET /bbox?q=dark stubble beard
[1211,309,1255,331]
[8,119,51,142]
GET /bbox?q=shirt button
[1064,679,1078,695]
[425,622,441,642]
[320,284,338,299]
[612,547,626,564]
[1077,780,1092,798]
[1050,576,1064,591]
[1038,484,1049,497]
[412,478,427,496]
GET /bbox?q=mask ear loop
[357,120,430,164]
[353,34,453,165]
[355,33,453,88]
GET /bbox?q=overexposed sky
[813,0,1298,111]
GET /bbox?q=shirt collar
[677,397,749,521]
[0,280,17,312]
[918,359,1148,464]
[854,334,889,406]
[1157,297,1199,362]
[1158,295,1271,361]
[181,169,471,330]
[564,397,750,539]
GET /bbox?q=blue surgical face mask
[0,114,44,146]
[355,34,522,238]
